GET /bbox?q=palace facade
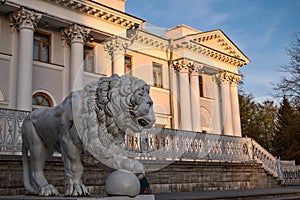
[0,0,250,136]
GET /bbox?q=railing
[0,108,29,153]
[251,139,279,177]
[126,128,252,162]
[1,108,300,185]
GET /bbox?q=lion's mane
[75,74,147,161]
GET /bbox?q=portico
[0,0,249,137]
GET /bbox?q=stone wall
[0,155,279,196]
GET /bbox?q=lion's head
[76,74,155,160]
[96,74,155,134]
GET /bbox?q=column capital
[9,7,42,31]
[215,71,241,85]
[215,71,231,85]
[172,58,193,73]
[61,24,90,45]
[231,74,242,87]
[103,37,128,56]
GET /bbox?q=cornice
[174,39,247,67]
[173,29,250,67]
[129,29,169,50]
[45,0,143,30]
[192,31,240,58]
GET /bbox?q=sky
[126,0,300,103]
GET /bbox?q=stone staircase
[0,155,279,196]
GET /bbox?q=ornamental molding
[103,36,129,56]
[175,40,246,67]
[192,32,239,58]
[174,29,250,67]
[45,0,142,30]
[61,24,91,45]
[129,29,169,50]
[9,7,42,31]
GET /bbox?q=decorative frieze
[130,30,169,50]
[176,40,245,67]
[46,0,141,29]
[9,7,42,31]
[61,24,90,45]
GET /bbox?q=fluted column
[104,37,128,75]
[173,59,192,131]
[190,66,202,132]
[218,71,234,136]
[61,24,90,91]
[9,7,42,111]
[230,74,242,137]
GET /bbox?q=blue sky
[126,0,300,103]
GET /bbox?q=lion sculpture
[21,74,155,196]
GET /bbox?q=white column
[61,24,90,91]
[104,37,127,76]
[61,39,70,98]
[219,71,234,136]
[190,68,202,132]
[9,8,42,111]
[170,67,179,129]
[8,26,18,109]
[230,75,242,137]
[173,59,192,131]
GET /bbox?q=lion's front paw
[39,184,59,196]
[116,159,145,174]
[65,183,89,197]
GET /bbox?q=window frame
[152,62,163,88]
[83,45,95,73]
[32,92,53,110]
[124,55,133,75]
[33,30,51,63]
[199,75,204,97]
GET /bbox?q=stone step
[155,187,300,200]
[1,188,300,200]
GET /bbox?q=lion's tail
[22,139,38,194]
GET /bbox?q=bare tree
[275,32,300,108]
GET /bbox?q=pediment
[188,29,250,63]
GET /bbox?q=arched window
[32,92,53,109]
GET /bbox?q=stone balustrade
[0,108,300,185]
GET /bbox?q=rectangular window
[124,55,132,75]
[33,31,50,62]
[83,45,95,72]
[199,75,204,97]
[153,63,163,88]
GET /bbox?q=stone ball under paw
[105,169,140,197]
